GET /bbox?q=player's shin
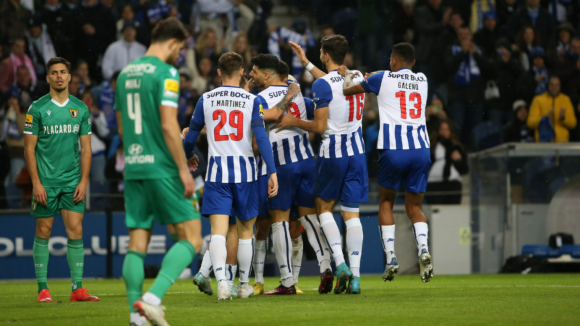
[299,214,332,273]
[318,212,345,266]
[413,222,430,256]
[146,240,196,304]
[199,251,212,278]
[237,239,253,284]
[345,218,363,277]
[291,236,303,284]
[123,250,145,312]
[380,224,396,262]
[33,236,50,293]
[272,221,294,287]
[253,239,267,284]
[67,238,84,291]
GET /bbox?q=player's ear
[217,69,222,77]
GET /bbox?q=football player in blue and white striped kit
[183,52,278,300]
[278,35,368,294]
[339,42,434,283]
[249,55,333,295]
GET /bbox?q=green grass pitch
[1,274,579,325]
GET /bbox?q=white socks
[413,222,429,256]
[299,214,332,273]
[209,235,227,282]
[142,292,161,306]
[271,221,293,287]
[319,212,345,266]
[253,239,267,284]
[199,251,212,278]
[225,264,237,288]
[380,225,396,263]
[237,239,253,284]
[291,236,303,284]
[345,218,363,277]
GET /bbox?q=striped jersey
[360,69,430,150]
[256,94,316,177]
[312,70,366,158]
[191,86,265,183]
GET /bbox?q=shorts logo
[69,109,79,118]
[31,201,37,211]
[259,104,264,118]
[128,143,143,155]
[25,114,33,129]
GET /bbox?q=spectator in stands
[490,39,523,124]
[554,37,580,104]
[468,0,496,33]
[474,11,501,56]
[178,67,193,128]
[425,94,449,133]
[515,26,542,71]
[502,99,535,142]
[117,5,142,41]
[40,0,76,61]
[0,38,37,95]
[445,27,492,140]
[306,25,334,71]
[25,15,57,80]
[516,46,548,104]
[268,22,309,76]
[74,60,95,95]
[508,0,555,47]
[69,73,81,98]
[426,119,468,205]
[414,0,452,82]
[6,65,49,108]
[81,91,109,183]
[2,92,26,186]
[497,0,518,27]
[0,0,32,45]
[245,0,273,52]
[148,0,181,25]
[65,0,79,11]
[547,22,575,64]
[195,28,222,67]
[74,0,117,81]
[393,0,416,45]
[548,0,568,23]
[99,71,120,134]
[102,21,146,81]
[527,76,577,142]
[189,57,214,96]
[232,33,252,70]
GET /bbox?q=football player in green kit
[24,57,99,303]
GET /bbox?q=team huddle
[25,17,434,326]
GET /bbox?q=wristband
[305,62,315,71]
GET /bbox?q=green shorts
[125,177,199,229]
[31,186,85,218]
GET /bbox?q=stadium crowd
[1,0,580,208]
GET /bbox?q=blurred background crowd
[1,0,580,210]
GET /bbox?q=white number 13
[127,93,142,134]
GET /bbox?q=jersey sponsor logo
[121,63,157,76]
[42,124,79,135]
[206,90,250,99]
[268,90,287,98]
[25,114,33,129]
[330,76,344,83]
[164,79,179,99]
[69,109,79,118]
[388,71,426,82]
[259,104,264,118]
[125,143,155,165]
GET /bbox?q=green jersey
[24,94,91,187]
[115,55,181,180]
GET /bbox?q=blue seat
[522,245,562,258]
[561,245,580,258]
[472,121,502,151]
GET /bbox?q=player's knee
[405,203,421,218]
[36,223,52,238]
[66,224,83,239]
[189,236,203,254]
[289,222,302,239]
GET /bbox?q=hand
[33,183,47,206]
[560,108,566,121]
[535,73,546,82]
[287,82,300,98]
[337,65,350,77]
[179,169,195,198]
[274,113,297,132]
[182,127,189,139]
[73,179,88,203]
[451,150,462,161]
[268,173,278,198]
[187,154,199,171]
[289,41,309,66]
[83,24,96,35]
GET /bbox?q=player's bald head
[391,43,415,66]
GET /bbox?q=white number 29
[127,93,142,134]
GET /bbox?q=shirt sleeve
[312,79,332,109]
[251,95,266,128]
[360,71,385,95]
[304,97,315,120]
[159,67,180,108]
[183,97,205,159]
[24,104,40,135]
[80,105,92,136]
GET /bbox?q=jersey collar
[51,98,69,107]
[266,84,288,89]
[398,68,411,72]
[221,85,241,89]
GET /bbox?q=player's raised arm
[275,78,330,134]
[262,83,301,121]
[289,41,326,80]
[251,96,278,197]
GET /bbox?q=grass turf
[1,274,579,325]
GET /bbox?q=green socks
[123,250,146,312]
[33,236,50,294]
[67,238,84,292]
[148,240,196,300]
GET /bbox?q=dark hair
[10,37,25,46]
[111,70,122,82]
[277,60,289,77]
[16,65,30,73]
[239,73,248,89]
[392,42,415,64]
[320,35,349,65]
[250,53,280,74]
[218,52,244,76]
[151,17,188,43]
[516,26,541,50]
[46,57,71,73]
[430,119,461,146]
